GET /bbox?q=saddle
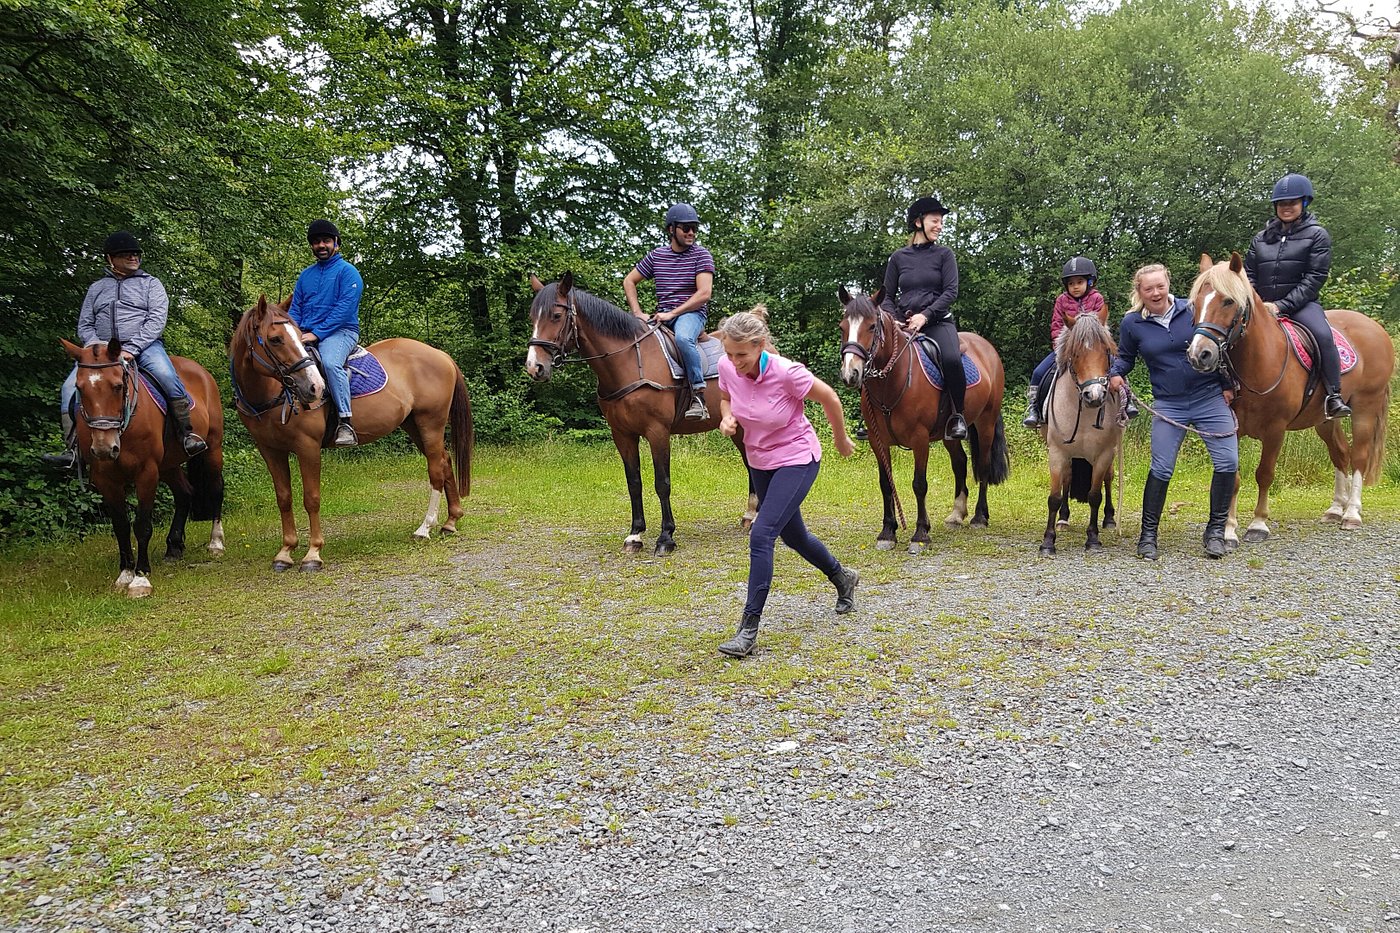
[305,344,390,448]
[912,336,983,390]
[654,327,725,383]
[1278,318,1357,375]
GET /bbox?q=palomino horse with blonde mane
[525,273,756,556]
[838,287,1010,553]
[230,295,472,571]
[62,337,225,597]
[1186,252,1393,543]
[1038,315,1123,555]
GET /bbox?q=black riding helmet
[103,231,141,256]
[1061,256,1098,286]
[906,196,949,231]
[307,219,340,243]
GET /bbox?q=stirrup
[182,433,208,456]
[334,422,359,447]
[944,413,968,441]
[684,398,709,421]
[1324,393,1351,420]
[41,449,79,472]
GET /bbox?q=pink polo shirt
[718,353,823,470]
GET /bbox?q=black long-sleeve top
[880,243,959,337]
[1243,213,1331,316]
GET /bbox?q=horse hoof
[439,524,457,536]
[207,545,225,557]
[163,552,184,563]
[944,519,963,529]
[740,518,754,532]
[1320,511,1343,524]
[127,578,153,599]
[907,541,926,555]
[623,542,643,555]
[969,517,988,529]
[1055,519,1070,529]
[1039,546,1055,557]
[1225,538,1240,552]
[1086,541,1103,552]
[654,543,675,557]
[301,560,322,573]
[875,539,896,551]
[1243,529,1269,544]
[412,530,431,541]
[1103,518,1117,531]
[1341,518,1362,530]
[272,560,293,573]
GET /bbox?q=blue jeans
[1149,393,1239,480]
[744,459,840,618]
[317,328,359,418]
[1030,351,1056,387]
[61,339,189,416]
[667,311,706,390]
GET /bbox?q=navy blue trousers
[744,459,840,618]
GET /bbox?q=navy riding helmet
[1061,256,1098,286]
[1271,173,1314,208]
[664,203,700,227]
[103,231,141,256]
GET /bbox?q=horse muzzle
[1187,339,1221,373]
[525,344,557,382]
[89,437,120,461]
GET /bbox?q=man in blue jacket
[289,219,363,446]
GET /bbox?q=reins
[528,295,681,403]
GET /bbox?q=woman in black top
[880,196,966,440]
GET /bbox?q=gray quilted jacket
[76,269,170,354]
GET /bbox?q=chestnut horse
[1186,252,1394,543]
[525,273,754,555]
[230,295,472,571]
[1039,315,1123,555]
[838,287,1010,553]
[62,337,225,597]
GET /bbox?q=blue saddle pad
[345,347,388,399]
[658,331,724,382]
[139,373,169,415]
[916,343,982,389]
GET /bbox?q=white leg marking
[208,519,225,554]
[1322,469,1348,522]
[1342,469,1363,528]
[127,574,153,599]
[414,488,442,539]
[624,533,643,546]
[115,569,135,591]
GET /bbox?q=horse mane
[1055,313,1115,369]
[842,291,880,320]
[533,281,647,340]
[1187,261,1253,318]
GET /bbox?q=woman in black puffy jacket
[1243,173,1349,420]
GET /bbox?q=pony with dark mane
[838,287,1010,553]
[230,295,472,571]
[526,273,754,555]
[1039,315,1123,555]
[1187,252,1394,542]
[62,337,225,597]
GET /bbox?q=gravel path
[11,518,1400,932]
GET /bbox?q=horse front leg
[1101,467,1116,530]
[611,427,646,553]
[732,436,757,531]
[1245,429,1284,544]
[258,447,299,571]
[649,433,677,556]
[296,447,325,571]
[127,468,159,598]
[909,435,932,554]
[1084,485,1103,552]
[1041,482,1063,557]
[943,438,970,527]
[101,484,136,593]
[873,435,898,550]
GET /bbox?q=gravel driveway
[12,518,1399,933]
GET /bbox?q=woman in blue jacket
[1244,173,1348,420]
[1108,264,1238,560]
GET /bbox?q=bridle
[242,315,319,405]
[1050,336,1118,444]
[842,308,910,382]
[1191,286,1288,396]
[526,294,581,365]
[75,357,138,433]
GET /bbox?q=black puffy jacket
[1243,213,1331,316]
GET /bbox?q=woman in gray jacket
[43,232,206,469]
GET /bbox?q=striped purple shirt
[634,243,716,315]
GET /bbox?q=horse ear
[529,274,544,294]
[279,293,293,313]
[838,285,852,304]
[1199,253,1213,272]
[559,271,574,296]
[106,336,122,360]
[253,294,269,318]
[1228,251,1244,273]
[872,287,886,306]
[60,338,83,361]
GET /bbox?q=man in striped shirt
[624,202,716,420]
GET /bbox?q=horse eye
[1222,298,1235,306]
[269,335,282,344]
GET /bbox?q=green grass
[1,434,1398,918]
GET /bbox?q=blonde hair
[1128,264,1171,317]
[716,304,771,346]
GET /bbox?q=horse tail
[449,364,474,497]
[1364,381,1390,486]
[971,412,1011,486]
[186,450,224,522]
[1069,457,1092,502]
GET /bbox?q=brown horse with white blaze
[1186,252,1393,542]
[525,273,755,555]
[838,287,1010,553]
[231,295,472,571]
[63,337,225,597]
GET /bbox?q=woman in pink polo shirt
[715,307,859,658]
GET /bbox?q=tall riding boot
[826,564,860,614]
[1202,470,1236,559]
[1324,390,1351,420]
[168,395,208,456]
[1137,473,1170,560]
[718,613,762,658]
[1022,385,1041,428]
[41,411,79,471]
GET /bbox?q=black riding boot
[718,613,762,658]
[41,411,79,471]
[1202,470,1236,559]
[945,412,968,441]
[1137,473,1170,560]
[1022,385,1041,428]
[826,564,860,614]
[168,396,208,456]
[1324,392,1351,420]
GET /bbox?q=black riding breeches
[1282,301,1342,392]
[925,318,965,413]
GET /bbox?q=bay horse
[837,287,1010,553]
[1186,252,1394,543]
[1039,315,1123,555]
[231,295,473,571]
[525,273,755,556]
[62,337,225,597]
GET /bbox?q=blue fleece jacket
[1110,297,1231,403]
[287,252,363,338]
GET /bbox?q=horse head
[526,272,577,381]
[1055,314,1116,409]
[62,336,134,460]
[242,294,326,405]
[837,286,886,388]
[1187,252,1255,374]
